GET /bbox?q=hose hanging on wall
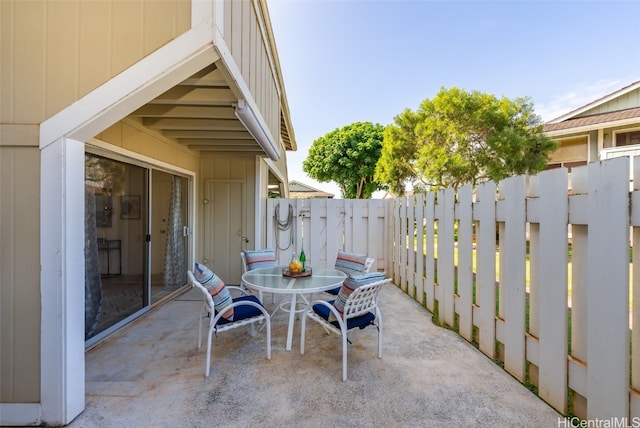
[273,202,295,258]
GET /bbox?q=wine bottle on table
[299,248,306,272]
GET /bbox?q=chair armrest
[211,299,271,325]
[308,299,342,320]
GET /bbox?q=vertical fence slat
[415,193,425,305]
[457,185,473,340]
[400,197,408,292]
[537,167,569,413]
[501,175,527,381]
[586,157,630,420]
[393,198,401,285]
[308,198,325,267]
[326,199,343,266]
[438,188,456,327]
[343,200,354,252]
[476,180,496,359]
[569,165,588,408]
[425,192,436,312]
[352,200,366,254]
[407,195,416,298]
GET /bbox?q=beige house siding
[223,0,280,146]
[96,118,200,172]
[0,134,41,402]
[0,0,191,125]
[0,1,192,404]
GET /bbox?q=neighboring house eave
[544,107,640,137]
[547,80,640,124]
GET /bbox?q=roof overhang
[544,107,640,137]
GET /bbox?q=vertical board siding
[386,157,635,420]
[226,0,280,146]
[3,0,190,124]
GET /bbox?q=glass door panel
[85,154,148,342]
[150,171,188,304]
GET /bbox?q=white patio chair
[325,256,375,296]
[187,270,271,377]
[300,277,391,381]
[241,250,276,303]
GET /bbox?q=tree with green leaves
[375,87,558,194]
[303,121,385,199]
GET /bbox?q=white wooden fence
[265,198,391,270]
[268,156,638,420]
[393,156,638,421]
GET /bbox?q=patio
[71,283,561,427]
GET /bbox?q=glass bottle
[299,247,306,272]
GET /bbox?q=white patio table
[241,265,346,351]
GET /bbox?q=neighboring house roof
[543,80,640,136]
[544,107,640,132]
[288,180,334,198]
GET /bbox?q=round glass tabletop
[241,265,346,294]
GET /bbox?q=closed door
[203,180,245,283]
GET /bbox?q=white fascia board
[40,19,219,149]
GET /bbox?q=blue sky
[267,0,640,197]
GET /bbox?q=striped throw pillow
[334,250,368,276]
[244,249,276,270]
[194,263,234,321]
[333,272,386,318]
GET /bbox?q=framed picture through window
[120,195,141,219]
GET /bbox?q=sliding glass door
[150,171,189,303]
[85,153,190,345]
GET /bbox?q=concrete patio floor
[70,282,562,428]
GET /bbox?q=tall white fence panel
[266,198,389,271]
[390,157,636,420]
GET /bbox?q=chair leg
[197,316,203,349]
[205,326,214,378]
[265,316,272,360]
[377,323,383,359]
[342,332,348,381]
[300,312,307,354]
